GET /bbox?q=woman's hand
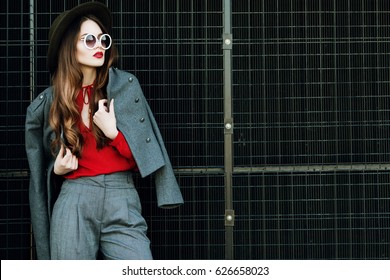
[54,145,78,175]
[93,99,118,140]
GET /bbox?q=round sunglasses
[80,33,112,50]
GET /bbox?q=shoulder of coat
[28,87,53,112]
[109,67,140,85]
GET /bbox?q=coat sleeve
[25,100,51,260]
[143,96,184,208]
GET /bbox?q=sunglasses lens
[85,34,96,49]
[100,35,111,49]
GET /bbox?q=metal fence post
[223,0,234,260]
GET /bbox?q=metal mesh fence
[0,0,33,260]
[0,0,389,260]
[232,0,390,259]
[233,171,390,259]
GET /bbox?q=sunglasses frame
[80,33,112,50]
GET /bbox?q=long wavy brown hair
[49,15,117,158]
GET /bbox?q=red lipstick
[94,52,104,58]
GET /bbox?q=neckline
[82,83,94,89]
[81,84,94,105]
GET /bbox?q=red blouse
[65,85,136,179]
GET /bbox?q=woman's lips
[93,52,104,58]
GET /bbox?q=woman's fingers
[93,99,118,140]
[109,99,115,114]
[64,148,77,169]
[54,146,78,175]
[98,99,108,112]
[56,144,65,160]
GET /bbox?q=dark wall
[1,0,389,260]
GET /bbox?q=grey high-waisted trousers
[50,172,153,260]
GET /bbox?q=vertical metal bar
[29,0,35,259]
[223,0,234,260]
[29,0,35,101]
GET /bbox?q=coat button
[135,97,139,103]
[39,95,44,99]
[140,117,145,122]
[146,137,151,143]
[128,77,133,83]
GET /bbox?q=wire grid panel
[233,171,390,260]
[233,0,390,166]
[0,0,33,260]
[232,0,390,260]
[0,0,31,171]
[110,0,225,169]
[137,174,225,260]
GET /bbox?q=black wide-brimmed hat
[47,1,112,75]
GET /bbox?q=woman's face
[76,19,108,72]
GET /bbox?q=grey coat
[25,68,184,260]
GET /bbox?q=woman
[25,2,183,260]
